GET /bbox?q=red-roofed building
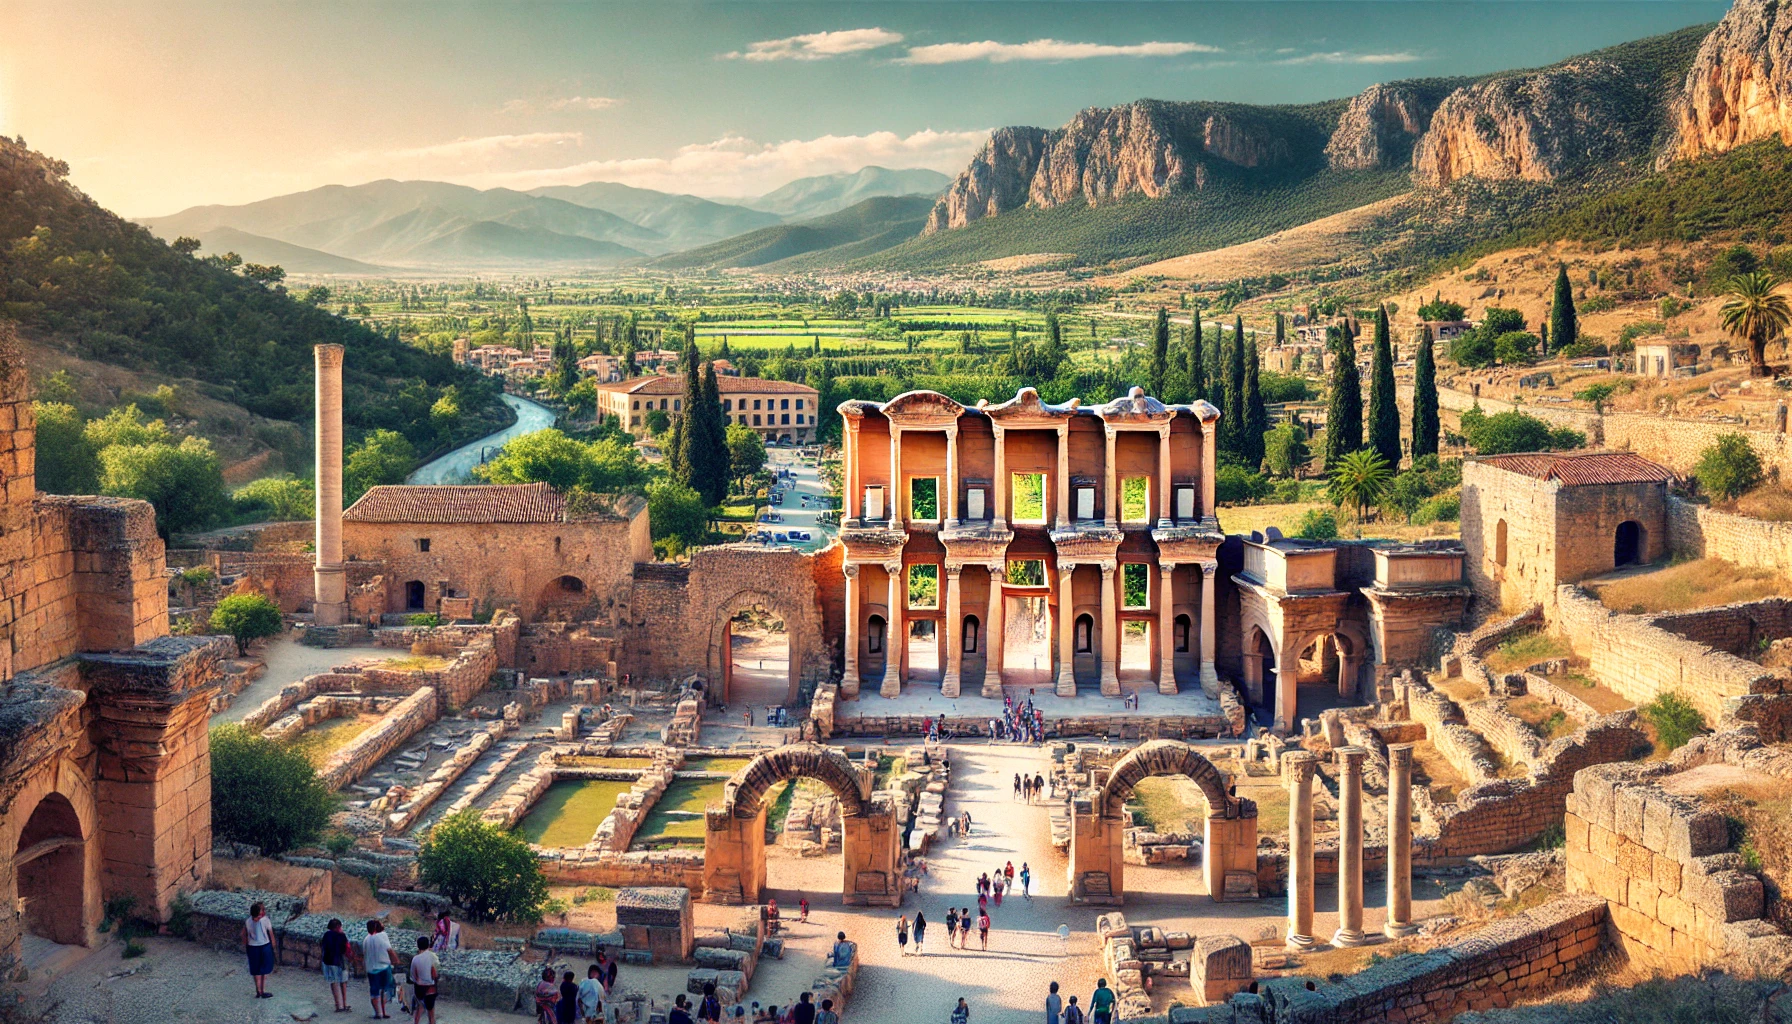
[593,374,820,444]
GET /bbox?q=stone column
[942,565,963,697]
[1332,746,1368,947]
[992,424,1008,524]
[881,562,903,698]
[1201,420,1218,520]
[1099,561,1120,697]
[1157,424,1173,525]
[984,564,1006,698]
[945,424,960,523]
[1055,423,1071,529]
[842,564,860,698]
[1056,562,1077,697]
[889,426,904,530]
[1156,563,1177,694]
[846,419,861,517]
[313,344,349,626]
[1283,751,1320,950]
[1384,744,1419,938]
[1103,426,1119,528]
[1337,648,1360,700]
[1198,561,1219,696]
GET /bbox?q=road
[756,446,836,552]
[406,392,557,485]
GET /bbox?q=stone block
[1613,786,1647,843]
[1669,809,1730,862]
[1095,913,1130,940]
[1653,853,1682,896]
[1191,935,1252,1007]
[1164,931,1194,950]
[694,947,749,973]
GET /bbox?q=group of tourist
[718,932,853,1024]
[534,956,619,1024]
[1012,772,1047,803]
[990,692,1047,744]
[244,905,468,1022]
[1044,980,1117,1024]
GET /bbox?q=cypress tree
[1367,304,1401,468]
[1550,263,1577,355]
[1243,327,1268,469]
[1187,309,1206,401]
[1275,312,1286,349]
[700,361,729,506]
[1150,307,1170,397]
[1323,325,1363,467]
[1223,317,1247,457]
[1411,324,1440,462]
[674,343,727,506]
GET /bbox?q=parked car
[774,532,789,543]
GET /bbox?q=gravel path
[213,639,390,725]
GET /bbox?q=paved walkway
[211,637,390,724]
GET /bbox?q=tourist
[699,981,722,1023]
[958,909,972,948]
[1062,996,1084,1024]
[1013,773,1022,799]
[1089,981,1116,1024]
[815,998,838,1024]
[581,966,606,1024]
[432,909,460,952]
[668,994,694,1024]
[1004,862,1015,891]
[535,967,561,1024]
[243,901,276,1000]
[364,920,396,1020]
[320,917,351,1012]
[896,914,910,955]
[944,907,959,948]
[1020,864,1031,898]
[767,899,782,935]
[978,910,991,950]
[799,897,810,924]
[792,992,816,1024]
[913,911,928,955]
[410,936,441,1024]
[977,891,988,917]
[1046,982,1062,1024]
[988,718,998,742]
[831,932,854,969]
[1034,773,1045,799]
[951,997,970,1024]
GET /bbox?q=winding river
[406,392,558,485]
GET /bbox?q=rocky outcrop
[923,126,1049,233]
[1661,0,1792,166]
[1412,59,1652,185]
[1028,104,1192,210]
[1326,82,1443,170]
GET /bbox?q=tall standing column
[1201,421,1218,520]
[992,424,1008,524]
[1198,561,1219,696]
[881,562,903,698]
[941,565,964,697]
[1332,746,1369,947]
[1103,427,1119,529]
[1156,563,1177,694]
[889,426,904,530]
[1284,751,1320,950]
[313,344,349,627]
[1157,425,1173,525]
[945,425,960,523]
[983,564,1006,698]
[1384,744,1419,938]
[842,565,861,698]
[1055,562,1077,697]
[1099,561,1120,697]
[846,420,861,518]
[1055,423,1071,529]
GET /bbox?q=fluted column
[1055,423,1071,529]
[945,424,960,523]
[1099,561,1120,697]
[1198,560,1219,696]
[1332,746,1368,948]
[889,426,904,529]
[880,562,903,698]
[1156,563,1177,694]
[846,419,861,518]
[1157,424,1173,525]
[1103,426,1118,529]
[1385,744,1419,938]
[983,564,1006,698]
[941,565,963,697]
[313,344,348,626]
[842,564,861,698]
[992,424,1008,524]
[1201,420,1218,520]
[1055,562,1077,697]
[1284,751,1320,950]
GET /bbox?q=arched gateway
[701,744,905,908]
[1068,740,1258,904]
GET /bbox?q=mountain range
[137,167,950,273]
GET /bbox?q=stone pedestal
[312,344,349,626]
[1384,744,1419,938]
[1332,746,1368,947]
[1191,935,1253,1006]
[1067,796,1123,904]
[701,806,767,905]
[616,887,694,963]
[1283,751,1320,950]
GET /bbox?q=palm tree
[1720,271,1792,377]
[1328,448,1394,525]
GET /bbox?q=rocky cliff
[924,126,1050,233]
[1661,0,1792,166]
[1325,82,1453,170]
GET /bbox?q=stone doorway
[15,792,86,946]
[906,620,941,685]
[1002,594,1052,687]
[1244,626,1278,725]
[1119,620,1152,681]
[1614,520,1645,567]
[536,574,589,622]
[404,579,425,611]
[726,604,791,709]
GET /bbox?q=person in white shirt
[578,964,605,1024]
[362,920,395,1020]
[242,902,275,1000]
[408,936,440,1024]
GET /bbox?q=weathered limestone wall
[1652,598,1792,660]
[358,634,498,710]
[1667,496,1792,575]
[317,686,439,791]
[1553,586,1776,723]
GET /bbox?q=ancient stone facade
[1461,451,1674,613]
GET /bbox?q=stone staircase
[300,623,374,648]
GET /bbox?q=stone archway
[536,574,589,622]
[700,744,903,908]
[14,792,88,946]
[706,589,804,707]
[1068,740,1258,904]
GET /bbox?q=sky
[1,0,1728,218]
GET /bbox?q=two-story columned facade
[594,375,820,443]
[837,386,1226,701]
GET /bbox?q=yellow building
[594,374,820,443]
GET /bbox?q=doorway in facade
[16,793,85,947]
[1119,621,1153,681]
[1614,520,1645,567]
[404,580,426,610]
[727,604,791,709]
[906,620,941,684]
[1003,595,1052,687]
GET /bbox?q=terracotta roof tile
[1477,451,1675,486]
[593,374,816,397]
[344,483,568,524]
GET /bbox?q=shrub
[1642,692,1706,752]
[417,811,549,923]
[1695,433,1764,502]
[210,724,335,855]
[405,613,443,627]
[1294,509,1339,540]
[1411,493,1461,525]
[1580,296,1618,313]
[209,593,283,656]
[232,475,315,521]
[1493,330,1539,364]
[1573,382,1617,412]
[324,831,355,856]
[1214,465,1270,504]
[1462,410,1585,455]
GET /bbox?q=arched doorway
[536,574,589,621]
[404,580,426,610]
[15,793,86,946]
[1614,520,1645,567]
[726,604,790,709]
[1002,595,1051,688]
[1244,626,1278,725]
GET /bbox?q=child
[798,897,809,924]
[535,967,560,1024]
[320,918,350,1012]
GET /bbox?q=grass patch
[284,715,378,767]
[684,757,754,774]
[631,778,727,848]
[1408,739,1470,803]
[1641,691,1706,752]
[379,655,453,672]
[1591,557,1792,615]
[1507,697,1579,743]
[1725,484,1792,523]
[516,779,636,848]
[1126,776,1208,833]
[1484,630,1569,674]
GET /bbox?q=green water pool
[631,778,728,848]
[684,757,753,774]
[516,779,636,848]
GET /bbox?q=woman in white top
[242,901,276,999]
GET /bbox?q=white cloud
[726,27,904,62]
[331,132,585,172]
[900,39,1218,65]
[548,96,621,111]
[459,128,986,198]
[1277,51,1423,65]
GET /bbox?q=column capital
[1104,424,1118,441]
[991,423,1006,438]
[1099,560,1117,576]
[314,343,345,368]
[1282,750,1318,784]
[945,564,963,579]
[1158,423,1172,439]
[1334,745,1368,773]
[1159,561,1177,575]
[883,561,903,576]
[988,562,1006,577]
[843,563,861,579]
[944,423,959,439]
[1199,560,1219,576]
[1386,743,1415,770]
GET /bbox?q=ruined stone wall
[1553,586,1774,723]
[1460,461,1560,613]
[1651,598,1792,660]
[317,686,439,792]
[357,635,497,710]
[1667,496,1792,575]
[516,624,618,679]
